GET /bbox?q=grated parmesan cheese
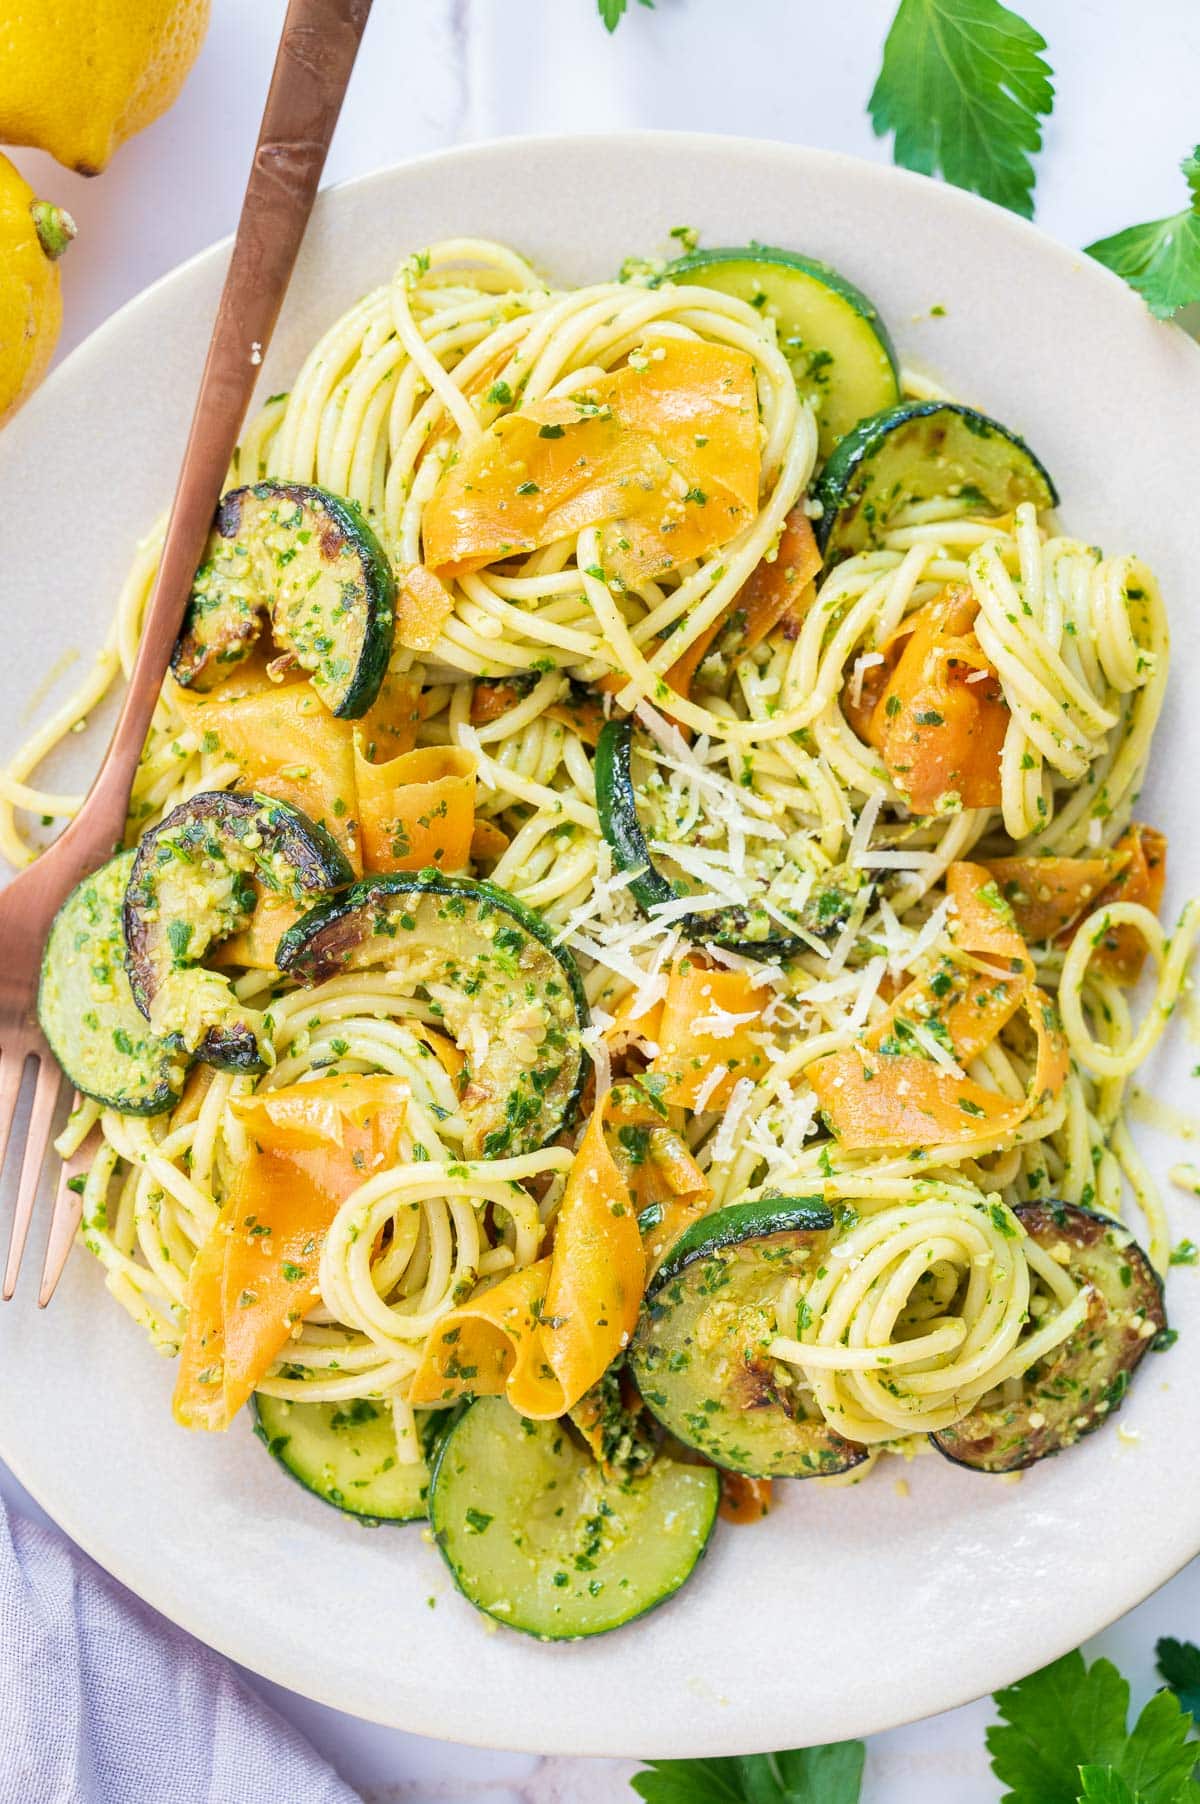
[708,1077,756,1166]
[707,944,785,990]
[691,1062,729,1114]
[690,1006,762,1039]
[844,956,888,1037]
[579,1016,613,1099]
[847,790,886,871]
[902,1018,965,1077]
[739,1084,818,1181]
[847,650,885,710]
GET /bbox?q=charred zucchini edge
[38,849,184,1115]
[631,1196,869,1480]
[275,868,589,1152]
[172,480,396,719]
[595,718,809,957]
[123,788,353,1071]
[813,399,1058,564]
[932,1200,1166,1474]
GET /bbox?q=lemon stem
[30,202,77,261]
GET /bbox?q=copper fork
[0,0,373,1306]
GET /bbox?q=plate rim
[33,127,1198,418]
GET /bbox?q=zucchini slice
[38,849,185,1116]
[595,717,862,956]
[813,400,1058,565]
[630,1197,868,1479]
[171,480,396,718]
[275,871,587,1157]
[254,1394,445,1523]
[661,245,899,457]
[593,715,676,919]
[124,789,352,1071]
[932,1202,1166,1474]
[428,1395,719,1639]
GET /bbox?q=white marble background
[4,1,1200,1797]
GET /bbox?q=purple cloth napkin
[0,1492,361,1804]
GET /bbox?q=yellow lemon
[0,153,75,425]
[0,0,211,175]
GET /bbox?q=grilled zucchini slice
[428,1395,719,1639]
[254,1394,446,1523]
[593,716,675,920]
[932,1201,1166,1473]
[661,245,899,457]
[630,1197,868,1479]
[38,849,185,1115]
[124,789,352,1071]
[172,480,396,718]
[813,399,1058,565]
[595,717,861,956]
[275,870,587,1157]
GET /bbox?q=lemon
[0,153,75,425]
[0,0,211,175]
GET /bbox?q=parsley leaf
[987,1651,1131,1800]
[868,0,1055,218]
[1086,149,1200,319]
[597,0,654,30]
[775,1745,867,1801]
[1156,1636,1200,1720]
[1114,1689,1199,1803]
[630,1760,744,1804]
[1077,1773,1143,1804]
[988,1650,1199,1804]
[631,1743,865,1804]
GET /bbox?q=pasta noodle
[768,1182,1091,1443]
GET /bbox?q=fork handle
[62,0,373,862]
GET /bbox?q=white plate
[3,133,1200,1758]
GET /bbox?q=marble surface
[4,1,1200,1797]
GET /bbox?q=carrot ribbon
[807,862,1068,1150]
[409,1091,646,1419]
[847,585,1009,813]
[354,741,476,874]
[174,1075,411,1431]
[421,339,761,588]
[666,506,821,698]
[647,963,768,1109]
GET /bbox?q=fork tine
[0,1047,28,1185]
[3,1056,61,1300]
[38,1126,98,1307]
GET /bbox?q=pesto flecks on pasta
[16,237,1193,1639]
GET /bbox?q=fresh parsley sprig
[598,0,654,32]
[631,1742,866,1804]
[630,1640,1200,1804]
[988,1649,1199,1804]
[593,0,1058,226]
[1086,149,1200,319]
[591,0,1200,317]
[868,0,1054,219]
[1157,1636,1200,1721]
